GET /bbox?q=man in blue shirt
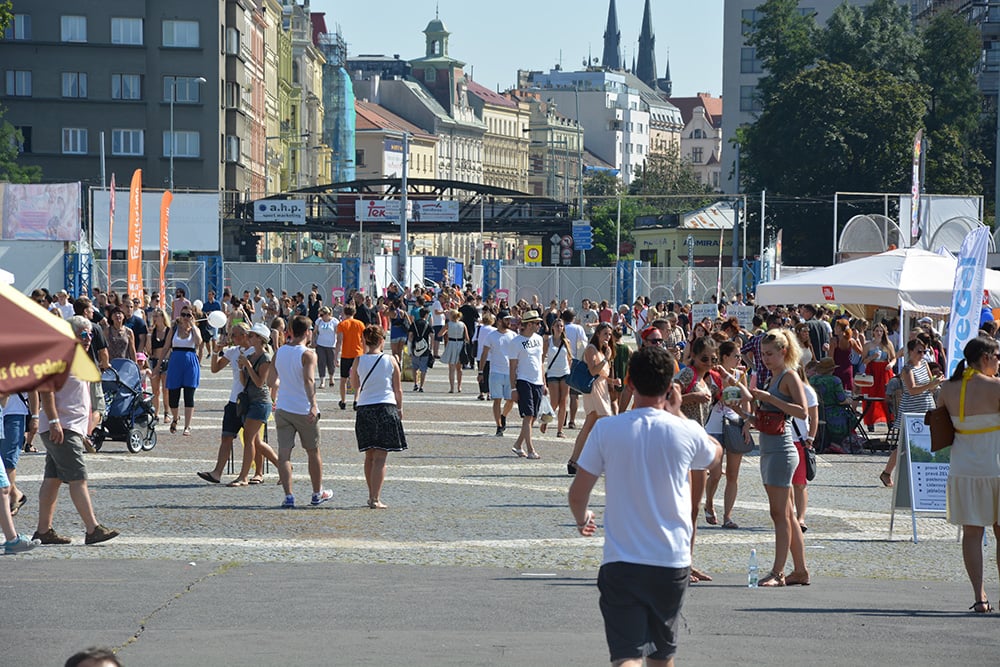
[121,300,148,353]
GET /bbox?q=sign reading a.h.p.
[254,199,306,225]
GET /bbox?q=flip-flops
[248,476,264,485]
[197,471,220,484]
[511,448,526,458]
[10,494,27,516]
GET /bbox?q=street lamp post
[169,76,206,191]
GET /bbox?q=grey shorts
[41,429,87,482]
[598,561,689,663]
[274,408,320,452]
[90,381,106,413]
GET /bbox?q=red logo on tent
[822,286,836,301]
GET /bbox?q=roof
[583,149,615,170]
[355,100,434,140]
[634,201,736,231]
[311,13,328,46]
[668,94,723,128]
[465,78,518,109]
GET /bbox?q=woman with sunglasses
[674,335,721,583]
[146,308,171,421]
[160,308,203,436]
[228,324,280,486]
[567,323,615,475]
[879,338,944,487]
[543,318,572,438]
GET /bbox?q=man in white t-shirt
[52,290,75,319]
[561,309,589,429]
[431,295,448,358]
[569,345,720,665]
[479,311,517,436]
[509,310,546,459]
[579,299,599,338]
[251,287,268,324]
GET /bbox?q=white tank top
[356,354,396,406]
[172,327,196,349]
[274,344,310,414]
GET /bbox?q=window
[3,14,31,40]
[425,67,436,82]
[13,126,31,153]
[163,131,200,158]
[692,129,705,139]
[61,72,88,98]
[162,20,199,47]
[741,9,761,36]
[163,76,203,103]
[111,18,143,45]
[225,27,240,55]
[741,47,763,74]
[62,128,88,155]
[5,70,31,96]
[355,148,366,167]
[61,15,87,42]
[739,85,762,113]
[692,147,704,163]
[112,74,142,100]
[225,135,240,162]
[112,129,144,156]
[225,81,241,109]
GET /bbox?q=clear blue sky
[311,0,724,98]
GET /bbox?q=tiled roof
[465,78,518,109]
[355,100,434,140]
[668,94,723,128]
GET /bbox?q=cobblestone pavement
[8,359,981,588]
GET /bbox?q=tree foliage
[823,0,920,83]
[745,0,819,98]
[0,1,41,183]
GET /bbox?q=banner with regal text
[159,191,172,303]
[127,170,144,302]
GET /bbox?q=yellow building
[632,201,737,268]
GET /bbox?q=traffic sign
[560,235,574,249]
[572,221,593,251]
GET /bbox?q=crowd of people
[6,279,1000,659]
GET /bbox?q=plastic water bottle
[747,548,759,588]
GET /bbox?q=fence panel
[282,264,343,296]
[94,260,206,302]
[510,267,562,306]
[555,267,615,307]
[224,263,282,298]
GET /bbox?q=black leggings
[168,387,196,409]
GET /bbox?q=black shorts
[515,379,543,418]
[340,357,355,379]
[221,401,243,437]
[597,561,689,663]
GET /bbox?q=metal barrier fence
[223,262,343,299]
[93,260,207,302]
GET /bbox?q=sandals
[526,452,541,460]
[722,519,739,529]
[22,442,38,453]
[169,418,178,434]
[705,509,718,525]
[197,471,221,484]
[785,570,811,586]
[248,475,264,485]
[556,431,565,438]
[511,448,527,458]
[759,571,786,587]
[689,567,713,582]
[970,600,994,613]
[227,479,249,487]
[879,471,893,487]
[182,426,191,436]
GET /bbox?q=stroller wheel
[127,429,143,453]
[142,428,157,451]
[91,431,105,452]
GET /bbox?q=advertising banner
[354,200,413,223]
[108,174,116,292]
[254,199,306,225]
[946,226,991,377]
[127,170,144,301]
[159,191,173,302]
[411,200,459,223]
[0,183,81,241]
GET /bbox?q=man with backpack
[408,308,433,392]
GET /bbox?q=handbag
[756,409,787,435]
[567,358,596,394]
[791,420,816,481]
[722,416,754,454]
[235,390,250,419]
[925,405,954,453]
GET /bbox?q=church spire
[661,49,672,97]
[636,0,657,88]
[601,0,621,71]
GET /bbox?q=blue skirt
[166,349,200,390]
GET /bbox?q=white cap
[249,323,271,339]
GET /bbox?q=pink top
[39,375,92,436]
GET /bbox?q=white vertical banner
[946,227,991,377]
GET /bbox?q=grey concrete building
[0,0,261,205]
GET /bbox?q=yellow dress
[946,412,1000,527]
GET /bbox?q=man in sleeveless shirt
[268,316,333,509]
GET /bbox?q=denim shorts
[245,400,272,423]
[489,372,511,400]
[2,414,26,470]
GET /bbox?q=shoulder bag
[568,358,596,394]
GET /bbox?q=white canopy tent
[756,248,1000,313]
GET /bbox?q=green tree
[745,0,819,97]
[823,0,920,83]
[739,62,925,195]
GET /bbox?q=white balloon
[192,299,204,310]
[207,310,228,328]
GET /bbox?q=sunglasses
[79,331,92,340]
[180,313,192,318]
[700,356,718,363]
[645,338,665,346]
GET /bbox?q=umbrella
[756,248,1000,314]
[0,282,100,394]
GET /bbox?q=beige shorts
[274,408,320,452]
